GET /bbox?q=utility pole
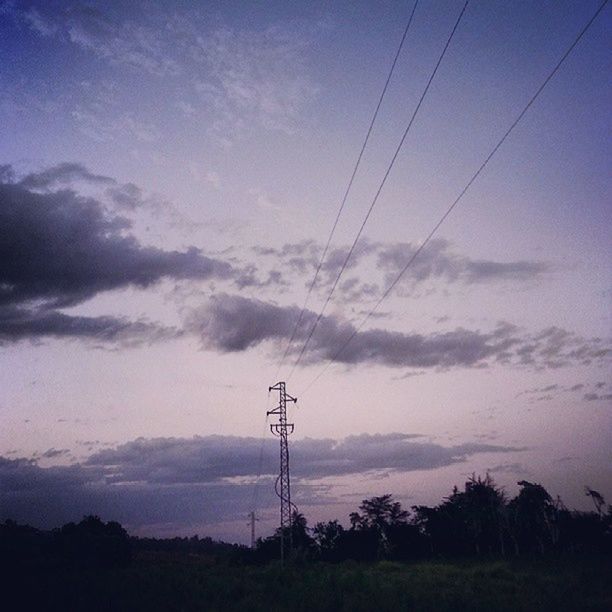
[267,381,296,565]
[247,511,259,549]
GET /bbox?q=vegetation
[2,477,611,611]
[254,477,612,563]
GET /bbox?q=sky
[0,0,610,544]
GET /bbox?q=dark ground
[4,552,611,611]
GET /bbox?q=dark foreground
[5,554,611,612]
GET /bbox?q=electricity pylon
[247,511,259,549]
[267,381,296,564]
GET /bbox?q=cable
[287,0,470,380]
[273,0,420,381]
[299,0,609,396]
[250,391,271,514]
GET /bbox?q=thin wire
[250,391,271,514]
[299,0,609,396]
[287,1,470,380]
[273,0,420,381]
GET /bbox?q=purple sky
[1,0,610,543]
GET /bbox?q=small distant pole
[247,511,259,549]
[268,381,296,565]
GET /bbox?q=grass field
[7,554,611,611]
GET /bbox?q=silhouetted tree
[508,480,557,555]
[349,494,409,558]
[54,515,131,567]
[255,510,314,562]
[289,510,315,558]
[313,520,344,562]
[462,474,508,556]
[585,487,606,517]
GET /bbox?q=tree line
[1,476,610,570]
[255,476,611,563]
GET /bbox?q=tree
[412,476,507,557]
[585,487,606,517]
[54,515,131,567]
[461,474,508,556]
[412,497,471,556]
[289,510,314,554]
[350,494,409,558]
[350,494,409,531]
[312,520,344,562]
[508,480,557,555]
[256,510,315,562]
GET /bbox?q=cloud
[85,433,522,482]
[187,294,300,352]
[517,381,610,404]
[1,175,233,308]
[253,238,552,301]
[8,3,318,138]
[0,305,179,345]
[516,327,609,369]
[583,392,612,402]
[376,239,552,287]
[0,164,234,343]
[188,294,610,371]
[18,162,115,190]
[71,107,161,143]
[487,463,531,476]
[193,24,318,135]
[0,433,522,536]
[9,3,180,76]
[41,448,71,459]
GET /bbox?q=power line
[250,392,271,515]
[287,0,470,380]
[273,0,420,380]
[298,0,609,396]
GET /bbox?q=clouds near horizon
[0,432,523,533]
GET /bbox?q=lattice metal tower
[267,381,296,563]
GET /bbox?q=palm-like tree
[508,480,557,555]
[350,494,409,557]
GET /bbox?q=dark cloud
[18,162,115,190]
[104,182,144,210]
[187,294,300,352]
[583,392,612,402]
[0,177,233,308]
[0,305,179,345]
[0,165,15,182]
[41,448,71,459]
[0,433,521,536]
[18,162,157,212]
[190,294,609,371]
[84,432,521,483]
[0,165,234,343]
